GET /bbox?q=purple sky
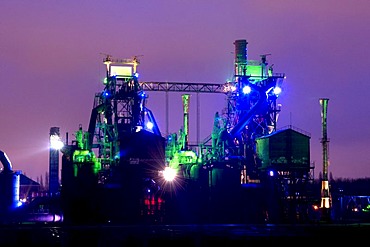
[1,0,370,180]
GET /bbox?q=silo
[0,171,20,211]
[0,151,20,213]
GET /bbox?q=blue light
[139,91,146,98]
[134,72,139,78]
[273,86,282,95]
[102,90,111,98]
[146,121,154,130]
[269,170,274,176]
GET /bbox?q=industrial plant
[60,39,316,225]
[0,39,363,227]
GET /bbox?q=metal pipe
[0,150,12,172]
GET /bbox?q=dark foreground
[0,223,368,246]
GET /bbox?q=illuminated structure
[61,56,165,224]
[0,150,21,217]
[61,39,315,224]
[49,127,63,195]
[320,98,332,220]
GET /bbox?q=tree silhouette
[45,171,49,192]
[40,175,44,191]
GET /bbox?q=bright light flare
[50,134,64,150]
[146,121,154,130]
[223,82,237,93]
[242,85,251,94]
[162,167,177,181]
[273,86,282,95]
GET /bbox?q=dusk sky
[1,0,370,180]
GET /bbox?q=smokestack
[234,39,248,76]
[319,98,332,220]
[182,94,190,150]
[320,98,329,180]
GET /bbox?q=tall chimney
[182,94,190,150]
[234,39,248,76]
[319,98,331,220]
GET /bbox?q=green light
[246,64,272,79]
[72,150,101,177]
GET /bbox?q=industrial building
[55,39,320,225]
[0,39,336,225]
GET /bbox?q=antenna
[100,53,112,63]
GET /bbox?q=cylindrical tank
[0,170,20,212]
[0,150,20,214]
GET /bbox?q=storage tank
[256,127,310,170]
[0,150,20,213]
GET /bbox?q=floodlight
[242,85,252,94]
[50,135,64,150]
[163,167,176,181]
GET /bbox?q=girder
[139,81,228,94]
